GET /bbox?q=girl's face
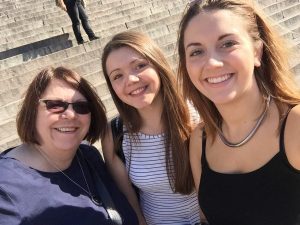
[106,47,161,110]
[184,9,262,106]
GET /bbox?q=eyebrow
[108,58,145,77]
[185,33,235,50]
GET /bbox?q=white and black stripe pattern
[122,132,200,225]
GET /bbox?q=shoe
[89,36,100,41]
[77,40,85,45]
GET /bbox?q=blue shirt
[0,144,138,225]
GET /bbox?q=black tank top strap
[279,105,296,153]
[201,129,208,167]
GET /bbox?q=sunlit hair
[177,0,300,140]
[17,66,107,145]
[102,31,194,194]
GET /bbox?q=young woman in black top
[177,0,300,224]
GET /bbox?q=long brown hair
[177,0,300,140]
[17,66,107,145]
[102,31,194,194]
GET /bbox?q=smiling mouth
[55,127,77,133]
[206,73,232,84]
[130,86,147,95]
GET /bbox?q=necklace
[218,95,271,148]
[35,146,101,206]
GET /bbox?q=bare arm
[190,124,208,223]
[190,125,203,192]
[56,0,67,11]
[101,124,147,225]
[284,105,300,169]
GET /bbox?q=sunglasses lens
[45,100,67,113]
[72,102,90,114]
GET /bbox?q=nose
[61,105,76,119]
[126,73,139,84]
[204,52,223,69]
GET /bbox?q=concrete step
[2,0,299,76]
[263,0,299,14]
[0,0,116,37]
[0,27,178,98]
[269,2,300,23]
[0,0,172,55]
[0,31,178,122]
[1,0,181,38]
[0,37,73,70]
[1,0,53,12]
[0,30,66,53]
[0,22,128,72]
[0,134,20,152]
[0,1,183,73]
[257,0,278,6]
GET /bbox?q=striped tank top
[122,132,200,225]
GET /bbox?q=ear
[254,40,263,67]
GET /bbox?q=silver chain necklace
[35,146,101,206]
[218,95,271,148]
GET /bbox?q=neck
[217,93,267,141]
[30,144,76,172]
[138,95,164,134]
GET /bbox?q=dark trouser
[64,0,96,42]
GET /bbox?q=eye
[221,40,237,48]
[112,73,123,81]
[136,62,148,70]
[189,49,204,57]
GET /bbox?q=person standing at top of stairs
[56,0,99,44]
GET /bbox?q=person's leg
[64,0,84,44]
[77,1,99,40]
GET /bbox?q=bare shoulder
[285,104,300,138]
[284,105,300,169]
[191,122,205,141]
[190,122,205,155]
[189,122,205,191]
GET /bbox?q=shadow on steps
[0,33,73,61]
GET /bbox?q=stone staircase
[0,0,299,151]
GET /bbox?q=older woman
[0,66,138,225]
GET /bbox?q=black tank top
[199,108,300,225]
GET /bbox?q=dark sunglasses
[39,99,91,115]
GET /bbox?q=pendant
[91,195,102,206]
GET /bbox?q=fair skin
[57,0,67,11]
[102,46,164,225]
[185,9,300,198]
[8,79,91,172]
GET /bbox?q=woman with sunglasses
[0,66,138,225]
[177,0,300,224]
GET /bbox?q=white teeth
[207,74,231,84]
[56,127,76,132]
[131,87,145,95]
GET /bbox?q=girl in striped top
[101,31,200,225]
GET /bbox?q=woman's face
[35,79,91,153]
[106,46,161,110]
[184,9,262,106]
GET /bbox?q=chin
[132,100,153,109]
